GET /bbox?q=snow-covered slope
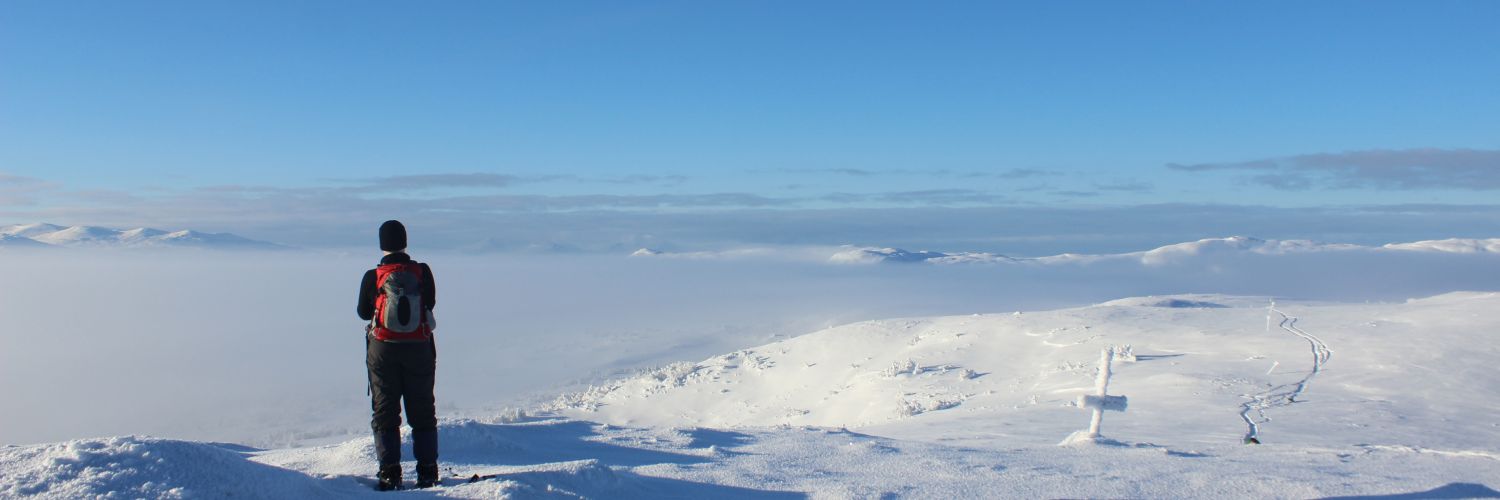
[549,292,1500,452]
[0,234,54,248]
[0,223,280,249]
[5,293,1499,498]
[0,222,66,238]
[831,236,1496,265]
[1131,236,1361,265]
[0,437,339,498]
[1384,238,1500,254]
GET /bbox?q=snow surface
[0,234,53,248]
[5,292,1499,498]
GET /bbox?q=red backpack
[370,262,434,342]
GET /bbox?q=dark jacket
[357,252,436,323]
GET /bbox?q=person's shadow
[368,418,805,498]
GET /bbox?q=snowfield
[5,292,1499,498]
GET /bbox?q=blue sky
[2,1,1498,250]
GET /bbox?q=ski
[448,470,505,484]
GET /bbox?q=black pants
[367,338,438,466]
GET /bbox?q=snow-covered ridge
[824,236,1499,265]
[0,223,281,250]
[548,292,1500,448]
[1382,238,1500,254]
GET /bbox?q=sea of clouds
[3,240,1498,447]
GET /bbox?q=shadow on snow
[1320,482,1500,500]
[376,418,807,498]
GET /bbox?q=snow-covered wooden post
[1065,347,1128,444]
[1266,298,1276,334]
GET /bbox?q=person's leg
[402,341,439,485]
[368,340,406,488]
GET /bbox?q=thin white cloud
[1168,148,1500,190]
[324,172,691,192]
[1094,180,1153,192]
[823,189,1006,206]
[765,167,1060,180]
[0,173,59,206]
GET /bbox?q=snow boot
[416,463,440,489]
[377,464,403,491]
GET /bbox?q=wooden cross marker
[1077,347,1128,440]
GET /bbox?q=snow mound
[551,292,1500,456]
[0,436,334,498]
[1383,238,1500,254]
[550,317,1015,428]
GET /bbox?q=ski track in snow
[1238,307,1334,443]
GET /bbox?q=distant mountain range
[633,235,1500,265]
[825,236,1500,265]
[0,223,283,250]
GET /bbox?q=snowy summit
[0,223,281,250]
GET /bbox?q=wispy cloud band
[1168,148,1500,190]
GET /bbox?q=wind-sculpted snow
[550,293,1500,452]
[0,436,337,498]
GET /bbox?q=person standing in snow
[357,220,440,490]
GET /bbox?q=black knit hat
[379,220,407,251]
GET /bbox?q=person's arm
[420,263,436,310]
[357,269,377,321]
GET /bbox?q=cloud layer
[1168,148,1500,190]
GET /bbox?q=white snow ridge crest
[0,223,280,249]
[822,236,1500,265]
